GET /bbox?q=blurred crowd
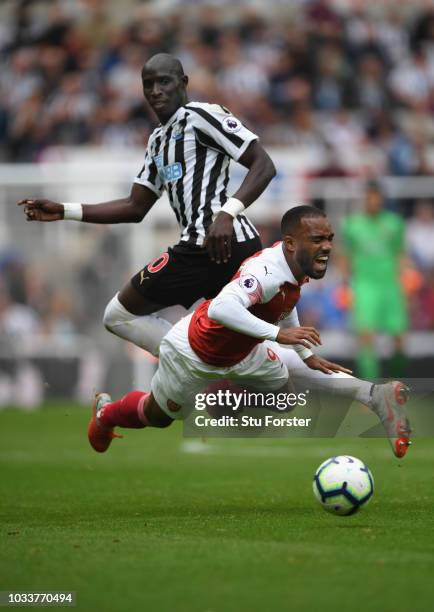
[0,0,434,175]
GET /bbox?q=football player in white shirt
[88,205,411,459]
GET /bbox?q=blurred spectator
[277,102,323,149]
[406,200,434,271]
[376,8,409,64]
[388,46,434,112]
[0,290,39,338]
[305,0,343,41]
[320,110,366,168]
[218,32,269,99]
[1,47,41,108]
[310,142,351,178]
[106,44,146,111]
[367,112,416,176]
[46,71,97,144]
[39,289,76,340]
[298,274,349,330]
[412,269,434,330]
[313,43,353,111]
[355,54,389,112]
[0,251,78,340]
[97,103,144,148]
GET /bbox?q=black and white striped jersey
[134,101,260,246]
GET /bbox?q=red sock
[99,391,150,429]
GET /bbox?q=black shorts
[131,236,262,309]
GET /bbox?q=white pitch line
[179,440,434,459]
[179,440,392,458]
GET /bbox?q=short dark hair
[281,205,326,235]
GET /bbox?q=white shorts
[151,314,289,420]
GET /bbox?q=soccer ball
[312,455,374,516]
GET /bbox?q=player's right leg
[88,390,173,453]
[88,314,205,453]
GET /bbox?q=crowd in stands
[0,0,433,176]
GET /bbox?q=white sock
[269,342,373,405]
[103,294,172,357]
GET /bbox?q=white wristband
[221,197,245,218]
[63,202,83,221]
[295,345,314,360]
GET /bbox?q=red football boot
[88,393,123,453]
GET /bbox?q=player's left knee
[103,294,132,332]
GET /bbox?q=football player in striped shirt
[88,206,411,459]
[19,53,275,357]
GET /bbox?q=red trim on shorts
[148,252,169,273]
[267,347,279,361]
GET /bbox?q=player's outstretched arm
[205,141,276,264]
[303,354,352,375]
[18,183,158,225]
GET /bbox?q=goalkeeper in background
[341,181,408,379]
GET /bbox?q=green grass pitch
[1,405,434,612]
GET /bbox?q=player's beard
[297,249,327,279]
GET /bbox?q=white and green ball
[313,455,374,516]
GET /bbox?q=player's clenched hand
[304,355,352,375]
[276,326,322,348]
[204,211,234,264]
[17,199,64,222]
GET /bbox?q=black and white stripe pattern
[135,101,260,246]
